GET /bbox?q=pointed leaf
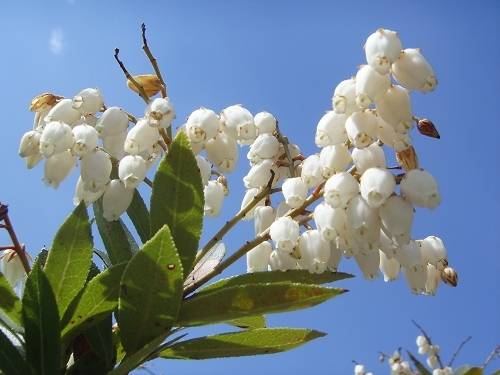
[225,315,267,329]
[454,365,472,375]
[406,350,432,375]
[462,368,483,375]
[126,189,150,244]
[84,314,115,371]
[0,328,28,375]
[150,131,204,279]
[61,262,127,343]
[93,196,135,265]
[0,272,22,326]
[22,259,61,375]
[118,224,183,355]
[176,283,347,327]
[44,201,94,319]
[159,328,326,360]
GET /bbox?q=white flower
[139,143,163,170]
[319,144,352,179]
[395,240,424,275]
[102,179,134,221]
[44,98,82,126]
[124,118,160,155]
[345,110,378,149]
[425,264,441,296]
[345,194,381,250]
[195,155,212,186]
[247,242,273,273]
[95,106,129,138]
[379,250,400,281]
[80,149,112,193]
[254,111,276,135]
[314,202,341,241]
[19,130,42,158]
[204,180,225,218]
[379,195,414,246]
[102,130,127,160]
[418,236,448,270]
[254,206,276,235]
[269,216,300,254]
[71,124,99,157]
[40,121,74,158]
[145,97,176,128]
[241,188,266,221]
[269,249,296,271]
[243,159,273,188]
[119,155,147,189]
[355,65,391,109]
[25,152,43,170]
[352,143,386,174]
[247,134,279,164]
[327,242,343,272]
[427,355,438,369]
[323,171,359,209]
[185,107,220,143]
[1,249,29,288]
[332,78,359,115]
[360,167,396,209]
[281,177,308,209]
[375,85,413,134]
[42,149,76,189]
[73,176,105,206]
[220,104,256,144]
[402,260,428,294]
[205,131,239,173]
[400,168,441,209]
[300,154,324,189]
[376,114,412,151]
[297,230,330,274]
[354,250,380,280]
[392,48,438,93]
[315,111,348,147]
[71,88,104,115]
[364,28,402,75]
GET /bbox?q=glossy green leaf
[118,224,183,355]
[462,368,483,375]
[406,350,432,375]
[93,196,135,265]
[454,365,472,375]
[225,315,267,329]
[84,314,115,371]
[0,272,22,326]
[197,270,354,297]
[22,259,61,375]
[176,283,347,327]
[61,262,127,343]
[127,189,150,244]
[0,328,28,375]
[150,131,204,279]
[159,328,326,360]
[44,201,94,319]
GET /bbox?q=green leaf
[176,283,347,327]
[490,369,500,375]
[22,258,61,375]
[66,349,109,375]
[406,350,432,375]
[118,225,183,355]
[462,368,483,375]
[93,196,136,265]
[43,201,94,319]
[126,189,150,244]
[61,262,127,343]
[150,131,204,279]
[197,270,354,297]
[0,272,22,326]
[86,261,101,283]
[159,328,326,360]
[225,315,267,329]
[0,328,28,375]
[84,314,115,371]
[454,365,472,375]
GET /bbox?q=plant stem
[114,48,150,104]
[0,205,31,274]
[141,23,167,98]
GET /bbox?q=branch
[0,203,31,274]
[141,23,167,98]
[448,336,472,367]
[114,48,150,104]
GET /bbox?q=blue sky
[1,1,499,374]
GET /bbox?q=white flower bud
[95,107,129,138]
[354,250,380,280]
[139,143,163,170]
[25,152,44,169]
[332,78,359,115]
[314,202,341,241]
[346,194,381,251]
[375,85,413,134]
[254,111,276,135]
[379,195,413,246]
[71,124,99,157]
[205,132,239,173]
[42,149,76,189]
[269,216,300,254]
[379,250,400,281]
[145,97,176,128]
[418,236,448,271]
[427,355,438,369]
[392,48,438,93]
[247,134,279,164]
[220,104,256,143]
[319,144,352,179]
[323,172,359,209]
[44,98,82,126]
[400,168,441,209]
[247,242,273,273]
[40,121,74,158]
[73,176,105,206]
[364,28,402,75]
[424,264,441,296]
[352,143,386,174]
[354,364,366,375]
[185,107,220,143]
[360,167,396,209]
[269,249,296,271]
[416,335,429,348]
[300,154,324,189]
[315,111,348,147]
[297,230,330,274]
[402,258,428,294]
[195,155,212,186]
[124,118,160,155]
[355,65,391,109]
[254,206,276,235]
[395,239,424,275]
[80,149,112,193]
[1,249,30,288]
[243,159,273,188]
[376,114,412,151]
[241,188,265,221]
[19,130,42,158]
[102,179,134,221]
[204,180,225,218]
[378,229,399,259]
[119,155,147,189]
[345,111,378,149]
[282,177,308,209]
[102,130,127,160]
[71,88,104,115]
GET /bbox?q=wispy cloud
[49,28,66,55]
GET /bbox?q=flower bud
[145,97,176,128]
[319,144,352,179]
[124,118,160,155]
[29,93,63,112]
[355,65,391,109]
[269,216,300,254]
[379,250,400,281]
[44,98,82,126]
[417,118,440,139]
[220,104,256,144]
[204,180,225,218]
[345,110,378,149]
[440,267,458,287]
[247,134,279,164]
[127,74,162,97]
[269,249,296,271]
[376,114,412,152]
[243,159,273,188]
[391,48,438,93]
[254,206,276,235]
[42,149,76,189]
[71,124,99,157]
[315,111,348,147]
[80,149,112,193]
[332,78,359,115]
[254,111,276,135]
[425,264,441,296]
[400,168,441,209]
[186,107,220,143]
[297,230,330,274]
[354,250,380,280]
[102,179,134,221]
[323,171,359,209]
[364,28,402,75]
[360,167,396,209]
[1,249,30,287]
[352,143,386,175]
[19,130,42,158]
[396,145,419,172]
[418,236,448,271]
[282,177,308,209]
[119,155,147,189]
[247,242,273,273]
[71,88,104,115]
[95,107,129,138]
[205,132,239,173]
[375,85,413,134]
[300,154,324,189]
[73,176,105,206]
[40,121,74,158]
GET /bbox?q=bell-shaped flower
[424,264,441,296]
[195,155,212,186]
[296,230,330,274]
[80,149,112,192]
[375,85,413,134]
[379,250,400,281]
[364,28,402,75]
[145,97,176,128]
[124,118,160,155]
[332,78,359,115]
[71,88,104,115]
[319,144,352,179]
[352,143,386,174]
[315,111,348,147]
[323,171,359,209]
[204,180,225,218]
[334,209,360,257]
[346,194,381,251]
[254,111,276,135]
[44,98,82,126]
[1,249,30,288]
[42,149,76,189]
[75,114,98,128]
[220,104,256,144]
[185,107,220,143]
[400,168,441,209]
[300,154,324,188]
[379,195,413,246]
[394,239,424,275]
[205,132,239,173]
[345,110,378,149]
[392,48,438,93]
[72,124,99,157]
[254,206,276,235]
[269,216,300,254]
[19,130,42,157]
[102,130,127,160]
[102,179,134,221]
[354,250,380,280]
[247,134,279,164]
[269,249,296,271]
[376,114,412,151]
[360,167,396,209]
[95,107,129,138]
[139,143,163,170]
[25,152,43,169]
[327,242,343,272]
[355,65,391,109]
[247,241,273,273]
[402,258,428,294]
[276,200,291,218]
[119,155,147,189]
[418,236,448,271]
[378,229,399,259]
[73,176,105,206]
[282,177,308,209]
[241,187,266,221]
[40,121,74,158]
[314,202,342,242]
[243,159,273,188]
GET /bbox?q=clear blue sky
[1,1,499,374]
